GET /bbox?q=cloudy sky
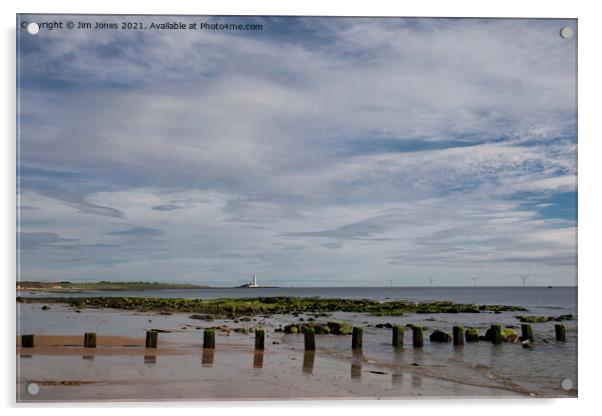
[17,16,577,286]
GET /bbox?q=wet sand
[18,337,528,401]
[18,302,577,401]
[17,334,526,402]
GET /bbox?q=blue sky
[17,16,577,286]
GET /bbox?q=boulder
[429,329,452,343]
[465,327,480,342]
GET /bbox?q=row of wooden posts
[19,323,567,350]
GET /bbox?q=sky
[17,16,577,286]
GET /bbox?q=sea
[17,286,577,398]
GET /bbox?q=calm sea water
[17,286,578,398]
[19,286,577,310]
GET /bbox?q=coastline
[17,298,578,400]
[16,332,527,401]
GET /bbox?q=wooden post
[392,325,404,347]
[145,330,158,348]
[21,334,34,348]
[204,328,216,349]
[521,324,534,342]
[412,325,423,348]
[490,325,503,345]
[255,328,265,350]
[352,326,363,350]
[304,326,316,351]
[555,324,566,342]
[453,326,464,346]
[84,332,96,348]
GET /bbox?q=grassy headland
[17,281,209,292]
[17,296,527,318]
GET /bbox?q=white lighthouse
[249,273,258,288]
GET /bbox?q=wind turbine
[428,276,434,288]
[470,275,478,287]
[520,274,529,288]
[388,279,393,287]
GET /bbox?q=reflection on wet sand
[453,344,465,363]
[302,351,315,374]
[351,351,362,379]
[82,355,95,361]
[202,349,214,367]
[392,373,403,386]
[253,351,264,369]
[144,355,156,364]
[411,373,422,389]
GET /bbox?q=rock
[313,324,331,334]
[429,329,452,343]
[522,340,534,349]
[284,324,300,334]
[501,328,518,343]
[516,315,549,323]
[465,327,480,342]
[190,314,215,321]
[485,327,517,343]
[327,321,344,334]
[41,305,50,310]
[339,326,353,335]
[485,325,503,344]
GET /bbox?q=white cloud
[17,16,577,285]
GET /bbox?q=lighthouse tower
[249,273,258,288]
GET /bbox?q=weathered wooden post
[412,325,423,348]
[521,324,534,342]
[21,334,34,348]
[203,328,216,349]
[304,326,316,351]
[255,328,265,350]
[453,326,464,346]
[392,325,404,347]
[555,324,566,342]
[84,332,96,348]
[352,326,363,350]
[490,325,503,345]
[145,330,158,348]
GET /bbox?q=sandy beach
[17,333,527,401]
[17,297,580,402]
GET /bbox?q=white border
[3,0,600,415]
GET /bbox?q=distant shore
[16,281,210,292]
